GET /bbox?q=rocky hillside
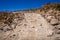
[0,3,60,40]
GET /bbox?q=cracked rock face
[0,13,54,40]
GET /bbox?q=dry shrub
[0,11,14,25]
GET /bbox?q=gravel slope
[0,13,55,40]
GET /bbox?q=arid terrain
[0,3,60,40]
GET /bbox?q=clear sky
[0,0,60,11]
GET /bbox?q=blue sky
[0,0,60,11]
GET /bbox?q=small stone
[40,24,42,26]
[50,19,59,26]
[58,16,60,21]
[3,26,12,31]
[32,26,35,28]
[24,24,27,26]
[55,37,60,40]
[47,30,53,37]
[55,25,60,30]
[0,24,12,32]
[13,34,16,36]
[56,30,60,34]
[46,16,55,22]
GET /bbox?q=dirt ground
[0,13,56,40]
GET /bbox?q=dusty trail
[0,13,55,40]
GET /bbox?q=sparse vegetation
[40,3,60,11]
[0,11,14,25]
